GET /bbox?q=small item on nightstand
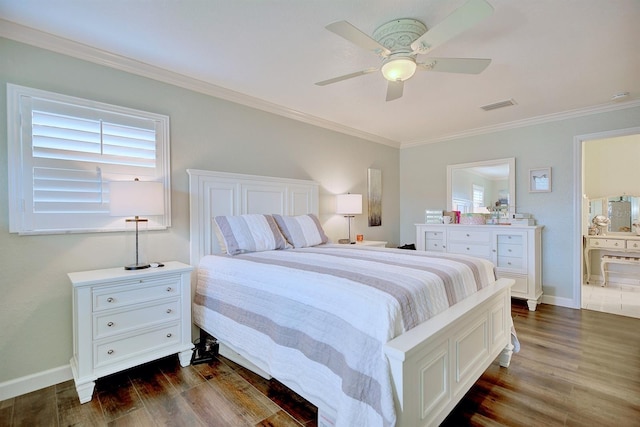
[356,234,364,242]
[150,262,165,268]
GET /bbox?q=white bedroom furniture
[188,169,515,427]
[584,235,640,285]
[68,261,194,403]
[416,223,543,311]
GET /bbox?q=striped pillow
[213,214,288,255]
[273,214,329,248]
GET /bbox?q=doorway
[577,127,640,318]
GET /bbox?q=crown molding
[0,19,400,149]
[401,99,640,148]
[3,18,636,151]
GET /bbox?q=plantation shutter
[8,84,170,234]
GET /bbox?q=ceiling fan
[315,0,494,101]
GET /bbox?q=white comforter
[193,245,496,426]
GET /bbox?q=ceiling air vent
[481,98,517,111]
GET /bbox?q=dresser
[416,224,543,310]
[584,235,640,284]
[68,261,194,403]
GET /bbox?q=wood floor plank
[96,371,144,422]
[56,381,106,427]
[10,385,57,427]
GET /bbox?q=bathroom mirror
[589,195,640,234]
[447,158,516,214]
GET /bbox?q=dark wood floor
[2,300,640,426]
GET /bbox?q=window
[7,84,171,234]
[472,184,485,213]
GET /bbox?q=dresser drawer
[497,243,523,258]
[94,299,180,339]
[448,229,491,244]
[588,238,625,249]
[497,234,523,245]
[426,240,445,251]
[448,243,492,259]
[93,276,181,311]
[496,256,524,269]
[626,240,640,251]
[94,323,181,368]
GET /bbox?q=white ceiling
[1,0,639,148]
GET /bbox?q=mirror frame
[447,157,516,215]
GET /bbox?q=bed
[187,169,515,427]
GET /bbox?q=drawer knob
[107,349,114,355]
[466,233,470,237]
[466,247,470,251]
[615,242,619,246]
[107,322,114,327]
[166,309,172,314]
[508,262,512,265]
[107,297,114,303]
[508,236,512,239]
[166,287,172,292]
[508,249,512,252]
[166,333,172,338]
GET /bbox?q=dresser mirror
[589,195,640,234]
[447,158,516,215]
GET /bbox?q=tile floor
[582,280,640,318]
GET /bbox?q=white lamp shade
[381,58,417,82]
[110,180,164,217]
[336,194,362,215]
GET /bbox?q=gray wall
[0,38,399,384]
[400,106,640,304]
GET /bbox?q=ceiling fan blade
[315,67,379,86]
[326,21,391,57]
[411,0,494,55]
[418,57,491,74]
[386,80,404,102]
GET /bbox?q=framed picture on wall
[529,167,551,192]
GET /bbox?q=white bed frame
[187,169,514,427]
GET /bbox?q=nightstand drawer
[93,276,181,311]
[94,299,180,339]
[94,323,181,368]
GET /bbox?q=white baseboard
[0,364,72,401]
[541,294,578,309]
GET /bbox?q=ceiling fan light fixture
[381,58,417,82]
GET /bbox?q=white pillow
[273,214,329,248]
[213,214,288,255]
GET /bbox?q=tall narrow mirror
[447,158,516,215]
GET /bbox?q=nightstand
[355,240,387,247]
[68,261,194,403]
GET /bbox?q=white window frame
[7,83,171,235]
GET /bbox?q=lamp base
[338,239,350,244]
[124,263,151,270]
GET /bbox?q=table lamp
[336,193,362,244]
[110,178,164,270]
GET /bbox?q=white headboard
[187,169,319,267]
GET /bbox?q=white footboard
[384,278,514,427]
